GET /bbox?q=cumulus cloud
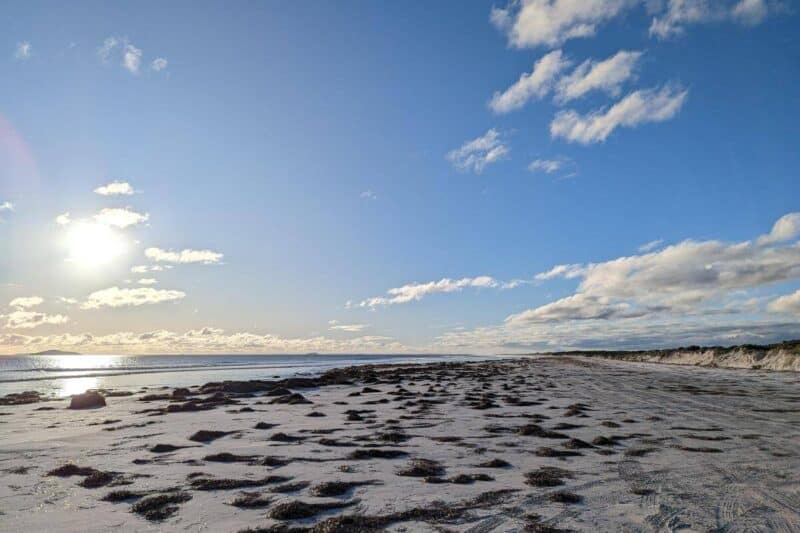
[123,44,142,74]
[550,85,688,144]
[360,190,377,200]
[144,247,223,264]
[9,296,44,309]
[446,129,510,173]
[507,293,652,324]
[55,212,71,225]
[757,213,800,246]
[5,297,69,330]
[0,327,409,355]
[555,50,642,103]
[94,181,135,196]
[434,214,800,353]
[81,287,185,309]
[490,1,776,48]
[15,41,32,60]
[4,310,69,330]
[650,0,774,38]
[137,278,158,285]
[360,276,516,308]
[0,201,14,212]
[767,290,800,316]
[489,50,571,113]
[151,57,168,72]
[491,0,636,48]
[94,207,149,229]
[97,38,156,75]
[521,212,800,326]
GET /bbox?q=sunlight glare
[59,376,100,398]
[66,221,127,268]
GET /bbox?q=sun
[66,221,127,268]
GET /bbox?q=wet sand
[0,356,798,532]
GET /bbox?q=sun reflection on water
[58,376,99,397]
[50,354,118,370]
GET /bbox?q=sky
[1,0,799,355]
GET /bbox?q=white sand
[0,357,798,532]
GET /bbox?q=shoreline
[0,356,798,531]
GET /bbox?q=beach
[1,356,798,532]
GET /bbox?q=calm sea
[0,354,491,398]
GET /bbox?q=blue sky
[1,0,799,354]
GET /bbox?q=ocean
[0,353,490,398]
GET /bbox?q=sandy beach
[1,356,798,532]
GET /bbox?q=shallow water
[0,353,490,397]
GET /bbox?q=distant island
[27,349,81,356]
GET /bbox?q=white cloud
[732,0,769,25]
[491,0,636,48]
[550,85,688,144]
[123,44,142,74]
[0,201,14,212]
[137,278,158,285]
[4,310,69,330]
[55,212,71,226]
[94,207,149,229]
[435,314,800,353]
[519,212,800,325]
[360,276,507,308]
[649,0,774,38]
[9,296,43,309]
[489,50,571,113]
[15,41,32,60]
[97,38,154,75]
[433,214,800,352]
[507,293,649,324]
[329,323,369,332]
[59,297,78,305]
[490,1,776,48]
[638,239,664,252]
[756,213,800,246]
[131,264,169,273]
[360,190,377,200]
[528,156,576,176]
[94,181,135,196]
[97,37,120,62]
[81,287,185,309]
[0,327,409,355]
[446,129,510,173]
[767,290,800,315]
[534,264,585,281]
[144,247,223,264]
[151,57,168,72]
[555,50,643,103]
